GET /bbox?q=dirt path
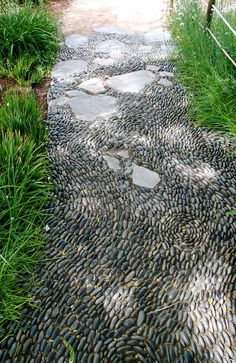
[61,0,170,35]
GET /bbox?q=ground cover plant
[0,90,49,334]
[169,0,236,138]
[0,0,59,85]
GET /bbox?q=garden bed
[0,0,60,333]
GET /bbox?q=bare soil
[60,0,170,35]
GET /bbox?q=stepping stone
[48,97,68,110]
[159,71,174,78]
[67,91,117,122]
[144,28,171,43]
[66,90,82,97]
[79,78,105,93]
[95,40,131,55]
[139,45,153,54]
[158,78,173,87]
[132,164,160,188]
[106,70,155,94]
[65,33,88,49]
[160,44,178,58]
[93,26,130,35]
[146,65,160,72]
[93,58,115,66]
[103,155,121,171]
[52,60,87,80]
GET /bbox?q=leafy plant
[0,89,46,144]
[0,0,60,83]
[0,91,49,333]
[0,55,49,85]
[63,338,75,363]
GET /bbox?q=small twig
[147,301,180,314]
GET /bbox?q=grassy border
[169,0,236,139]
[0,89,50,334]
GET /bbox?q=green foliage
[0,91,49,332]
[169,0,236,138]
[0,89,46,144]
[0,55,49,86]
[0,0,59,83]
[63,339,75,363]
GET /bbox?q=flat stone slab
[67,91,117,121]
[158,78,173,87]
[146,65,160,72]
[132,164,160,188]
[48,97,68,110]
[79,78,105,93]
[159,71,174,78]
[160,44,178,58]
[65,33,88,49]
[139,45,153,54]
[93,26,129,35]
[52,60,88,80]
[95,40,131,55]
[106,70,155,93]
[144,28,171,43]
[93,58,115,66]
[103,155,121,171]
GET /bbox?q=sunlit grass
[169,0,236,138]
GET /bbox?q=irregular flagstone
[103,155,121,171]
[95,40,131,54]
[79,78,105,93]
[48,97,68,112]
[144,27,171,43]
[146,64,161,72]
[66,90,82,97]
[65,33,88,49]
[139,45,153,54]
[159,71,174,78]
[160,44,178,58]
[106,70,155,93]
[67,91,117,121]
[93,26,130,35]
[52,60,88,80]
[132,164,161,188]
[92,57,115,66]
[158,78,173,87]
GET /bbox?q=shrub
[0,0,60,83]
[0,89,46,144]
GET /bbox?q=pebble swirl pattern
[1,30,236,363]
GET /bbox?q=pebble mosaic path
[1,27,236,363]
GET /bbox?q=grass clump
[169,0,236,138]
[0,90,49,331]
[0,89,46,143]
[0,0,59,84]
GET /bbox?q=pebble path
[1,27,236,363]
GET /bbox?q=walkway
[1,2,236,363]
